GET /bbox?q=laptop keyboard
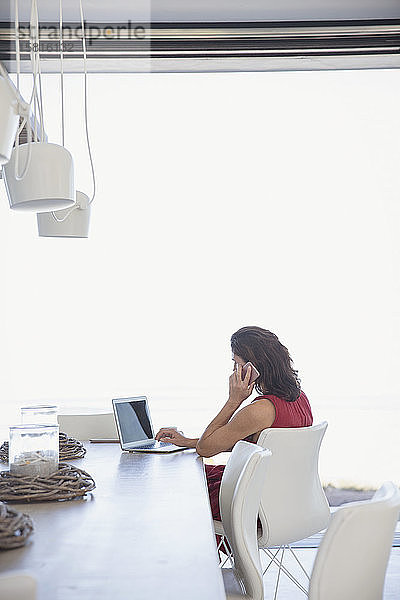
[134,441,173,450]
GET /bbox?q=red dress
[205,391,313,521]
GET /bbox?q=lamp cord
[51,0,95,224]
[59,0,65,147]
[79,0,96,205]
[50,0,71,224]
[15,0,20,146]
[37,54,45,141]
[51,204,79,223]
[30,0,38,142]
[13,0,32,180]
[29,0,44,141]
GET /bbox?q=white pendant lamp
[3,0,75,213]
[0,74,19,166]
[36,0,95,238]
[0,0,30,168]
[0,68,29,166]
[37,191,90,238]
[4,142,75,212]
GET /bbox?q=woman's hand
[155,427,194,447]
[229,363,255,407]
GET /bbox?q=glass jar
[9,424,59,477]
[20,405,58,425]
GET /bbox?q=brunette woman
[155,326,312,521]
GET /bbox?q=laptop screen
[114,398,153,444]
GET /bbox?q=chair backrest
[220,441,272,600]
[256,421,330,547]
[57,412,117,441]
[309,481,400,600]
[0,573,37,600]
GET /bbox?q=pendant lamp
[3,0,75,213]
[4,142,75,212]
[37,191,90,238]
[36,0,95,238]
[0,65,29,166]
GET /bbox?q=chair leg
[273,547,285,600]
[217,536,227,566]
[287,545,311,581]
[263,547,282,575]
[218,535,234,568]
[261,547,309,596]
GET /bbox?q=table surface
[0,445,226,600]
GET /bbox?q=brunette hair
[230,326,301,402]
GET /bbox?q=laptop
[112,396,189,453]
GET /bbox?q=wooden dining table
[0,444,226,600]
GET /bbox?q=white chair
[220,440,272,600]
[308,481,400,600]
[215,422,330,596]
[0,573,37,600]
[57,412,117,441]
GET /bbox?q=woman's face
[232,353,246,370]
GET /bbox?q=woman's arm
[155,427,199,448]
[154,365,253,448]
[196,400,275,457]
[196,364,275,458]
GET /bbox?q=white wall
[1,69,399,486]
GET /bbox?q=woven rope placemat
[0,502,33,549]
[0,463,95,503]
[0,443,8,464]
[58,433,87,460]
[0,433,86,463]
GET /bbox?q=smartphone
[241,362,260,384]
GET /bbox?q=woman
[155,326,312,521]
